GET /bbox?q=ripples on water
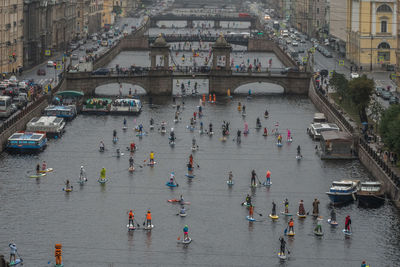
[0,94,399,266]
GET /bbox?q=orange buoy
[209,94,212,102]
[213,94,216,102]
[202,94,206,102]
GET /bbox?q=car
[381,91,392,100]
[297,48,305,53]
[101,40,108,47]
[37,69,46,75]
[47,61,54,67]
[286,39,291,45]
[92,68,110,75]
[389,96,399,104]
[92,36,98,41]
[300,39,306,43]
[323,51,332,58]
[292,41,298,46]
[375,86,384,96]
[79,46,85,51]
[79,40,85,46]
[71,54,79,60]
[350,72,359,79]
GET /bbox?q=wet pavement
[0,92,399,266]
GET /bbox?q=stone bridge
[150,14,256,29]
[148,35,249,46]
[64,70,311,96]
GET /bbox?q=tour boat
[357,181,385,207]
[326,180,360,204]
[81,98,112,114]
[7,131,47,152]
[43,105,77,120]
[110,98,142,115]
[26,116,66,138]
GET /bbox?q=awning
[55,90,84,97]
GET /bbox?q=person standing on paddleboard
[123,118,127,127]
[284,198,289,213]
[298,200,305,215]
[129,157,134,169]
[272,201,277,216]
[80,166,86,181]
[183,225,189,240]
[312,198,320,215]
[345,215,351,232]
[36,163,40,174]
[297,145,301,156]
[130,142,136,153]
[128,210,134,227]
[251,170,257,186]
[146,211,152,227]
[9,243,17,263]
[209,123,213,134]
[288,218,294,233]
[99,141,105,152]
[330,209,337,222]
[149,151,155,164]
[266,170,271,184]
[228,171,233,183]
[249,205,254,219]
[65,180,71,190]
[279,237,286,255]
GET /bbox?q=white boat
[110,98,142,115]
[326,180,360,204]
[26,116,65,138]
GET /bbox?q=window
[78,11,80,17]
[381,21,387,33]
[377,4,392,13]
[317,8,319,14]
[377,51,390,61]
[378,42,390,49]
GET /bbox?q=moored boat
[43,105,77,120]
[357,181,385,207]
[326,180,360,205]
[110,98,142,115]
[7,131,47,153]
[26,116,65,138]
[81,98,112,114]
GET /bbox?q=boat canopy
[55,90,84,97]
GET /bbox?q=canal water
[0,93,399,266]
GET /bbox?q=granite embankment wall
[308,80,400,208]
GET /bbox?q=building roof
[152,34,168,47]
[321,130,352,141]
[213,34,231,48]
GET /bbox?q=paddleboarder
[315,216,323,234]
[266,170,271,184]
[183,225,189,241]
[264,109,269,117]
[130,142,136,153]
[288,218,294,233]
[330,209,337,223]
[100,167,106,180]
[245,194,252,206]
[79,166,86,181]
[123,118,127,127]
[272,201,277,216]
[128,210,134,227]
[228,171,233,184]
[344,215,351,232]
[179,195,185,205]
[146,210,152,227]
[65,180,71,191]
[99,141,105,152]
[297,145,301,156]
[36,163,40,174]
[251,170,257,186]
[312,198,320,216]
[284,198,289,214]
[129,156,134,169]
[279,236,286,255]
[9,243,17,264]
[298,200,305,216]
[249,205,254,220]
[149,151,155,164]
[209,123,213,134]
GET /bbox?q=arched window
[377,4,392,13]
[378,42,390,49]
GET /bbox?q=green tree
[379,104,400,156]
[329,71,348,102]
[369,99,384,133]
[348,75,374,123]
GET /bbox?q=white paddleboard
[144,224,154,230]
[127,224,136,231]
[182,237,192,244]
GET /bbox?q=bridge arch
[231,80,286,95]
[95,82,147,96]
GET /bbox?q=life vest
[289,221,294,227]
[147,212,152,220]
[266,171,271,178]
[129,212,134,219]
[150,153,154,159]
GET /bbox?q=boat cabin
[313,113,326,123]
[110,98,142,115]
[82,98,112,114]
[309,123,340,140]
[7,131,47,152]
[318,131,356,159]
[26,116,65,138]
[43,105,77,120]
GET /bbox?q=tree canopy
[347,75,374,123]
[379,104,400,156]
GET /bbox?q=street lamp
[370,35,374,71]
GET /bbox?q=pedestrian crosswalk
[37,78,52,86]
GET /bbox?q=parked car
[381,91,392,100]
[389,96,399,104]
[47,61,54,67]
[92,68,110,75]
[71,54,79,60]
[375,86,384,96]
[297,48,305,53]
[37,69,46,75]
[292,41,298,46]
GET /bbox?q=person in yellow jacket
[100,167,106,179]
[149,151,154,164]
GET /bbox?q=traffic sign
[56,64,62,70]
[339,60,344,66]
[310,47,315,53]
[302,57,308,63]
[329,70,334,77]
[45,50,51,56]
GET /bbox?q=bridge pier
[187,19,193,28]
[147,71,173,95]
[214,20,221,29]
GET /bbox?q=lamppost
[370,35,374,71]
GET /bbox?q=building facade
[88,0,103,34]
[329,0,347,55]
[0,0,24,73]
[102,0,115,29]
[292,0,328,38]
[76,0,90,38]
[346,0,397,70]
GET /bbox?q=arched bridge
[148,35,249,46]
[63,70,311,96]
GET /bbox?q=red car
[37,69,46,76]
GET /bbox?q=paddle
[174,177,179,187]
[177,235,181,241]
[133,218,140,228]
[256,175,262,186]
[286,247,291,255]
[254,208,263,216]
[16,251,23,262]
[284,226,288,235]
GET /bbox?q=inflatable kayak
[246,216,256,221]
[179,212,187,217]
[29,173,46,178]
[128,166,135,172]
[39,168,53,173]
[127,224,136,231]
[98,178,108,184]
[147,161,157,166]
[122,126,127,131]
[144,224,154,230]
[297,212,307,218]
[185,174,195,178]
[296,155,302,160]
[63,187,73,192]
[327,219,338,226]
[269,214,279,220]
[276,142,283,147]
[166,182,178,187]
[227,180,234,185]
[182,237,192,244]
[280,211,292,216]
[342,229,352,236]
